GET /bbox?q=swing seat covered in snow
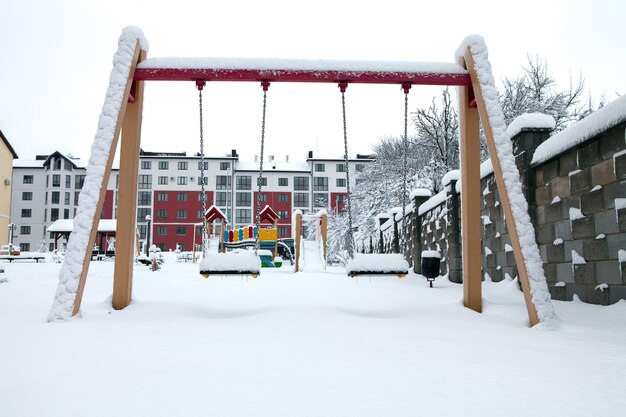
[345,254,410,278]
[199,251,261,278]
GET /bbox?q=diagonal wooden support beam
[462,48,540,326]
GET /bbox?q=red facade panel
[152,190,213,251]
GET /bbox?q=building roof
[0,129,18,159]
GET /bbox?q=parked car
[0,245,21,256]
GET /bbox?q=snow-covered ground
[1,252,625,417]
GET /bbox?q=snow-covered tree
[411,88,459,192]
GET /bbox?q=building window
[178,161,188,170]
[137,208,150,223]
[75,175,85,189]
[315,163,325,172]
[158,176,168,185]
[64,175,71,188]
[138,191,151,206]
[64,209,70,219]
[278,226,289,237]
[355,178,364,186]
[20,225,31,235]
[216,176,231,190]
[197,210,204,219]
[64,160,72,171]
[220,162,230,170]
[235,209,251,224]
[176,210,187,219]
[64,192,70,205]
[23,175,34,184]
[176,226,187,235]
[157,209,168,219]
[21,209,32,218]
[314,193,329,207]
[336,194,346,204]
[74,191,80,205]
[258,193,267,202]
[54,159,62,170]
[157,192,168,202]
[278,193,289,203]
[278,210,288,219]
[138,175,152,189]
[52,174,61,187]
[355,164,365,172]
[177,176,188,185]
[278,178,288,187]
[158,161,169,170]
[336,163,346,172]
[177,192,188,202]
[336,178,346,187]
[197,161,209,171]
[215,192,230,206]
[156,226,167,235]
[313,177,328,191]
[141,160,152,170]
[198,176,208,185]
[51,191,60,204]
[294,176,309,191]
[20,243,31,252]
[236,192,251,207]
[51,208,59,221]
[138,225,146,239]
[293,193,309,207]
[257,177,267,187]
[236,176,252,190]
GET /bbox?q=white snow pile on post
[200,251,261,273]
[345,254,409,274]
[47,27,149,321]
[506,113,556,138]
[531,94,626,165]
[456,35,557,325]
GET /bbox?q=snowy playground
[1,253,625,417]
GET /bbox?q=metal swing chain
[255,82,269,256]
[197,81,208,257]
[401,84,410,255]
[340,83,354,259]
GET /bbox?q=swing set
[54,27,553,327]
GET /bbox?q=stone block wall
[366,115,626,305]
[532,123,626,304]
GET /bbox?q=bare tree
[500,55,586,130]
[411,87,459,192]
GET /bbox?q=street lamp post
[145,215,152,257]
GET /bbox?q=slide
[300,237,326,273]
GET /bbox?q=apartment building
[10,149,373,252]
[11,152,118,252]
[1,129,19,246]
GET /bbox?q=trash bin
[421,250,441,287]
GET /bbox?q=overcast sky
[1,0,624,164]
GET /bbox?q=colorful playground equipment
[204,204,280,263]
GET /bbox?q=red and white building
[10,149,373,252]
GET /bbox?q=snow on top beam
[135,57,471,86]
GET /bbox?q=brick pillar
[446,178,463,283]
[378,216,388,253]
[412,191,431,274]
[510,126,552,218]
[392,215,400,254]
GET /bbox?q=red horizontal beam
[133,67,472,87]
